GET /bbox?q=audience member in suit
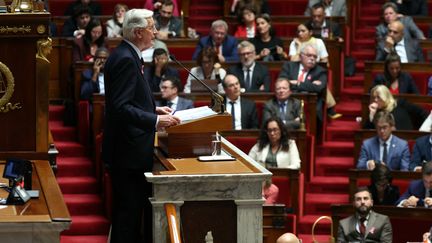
[306,3,344,42]
[278,45,327,122]
[262,79,301,130]
[73,18,105,62]
[364,85,428,130]
[249,117,301,169]
[396,161,432,208]
[64,0,102,16]
[158,76,193,111]
[144,48,179,92]
[192,19,239,63]
[376,21,424,63]
[106,3,128,38]
[227,40,270,92]
[102,9,180,242]
[223,74,258,130]
[376,2,425,41]
[185,47,226,93]
[305,0,346,17]
[371,54,420,95]
[234,5,257,39]
[80,47,109,100]
[153,0,183,40]
[337,187,393,242]
[250,14,288,61]
[368,164,400,205]
[62,5,92,38]
[357,110,410,171]
[410,130,432,171]
[390,0,428,16]
[276,233,301,243]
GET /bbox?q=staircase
[49,104,110,243]
[187,0,224,36]
[297,0,385,241]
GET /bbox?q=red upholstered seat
[225,136,257,154]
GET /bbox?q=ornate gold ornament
[36,24,46,34]
[0,25,31,34]
[0,61,21,113]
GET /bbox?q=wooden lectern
[147,114,272,243]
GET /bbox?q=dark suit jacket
[375,37,424,63]
[227,62,270,92]
[80,69,102,100]
[192,35,239,62]
[102,41,157,171]
[225,97,258,129]
[337,210,393,243]
[391,0,428,16]
[309,19,342,39]
[371,72,420,94]
[262,97,301,130]
[410,135,432,171]
[396,179,427,206]
[368,184,400,206]
[357,135,410,171]
[154,14,183,37]
[376,16,425,40]
[278,61,327,121]
[143,65,179,92]
[158,96,194,111]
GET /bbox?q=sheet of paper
[172,106,217,123]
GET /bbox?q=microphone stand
[169,54,225,113]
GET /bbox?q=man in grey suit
[154,0,182,40]
[223,74,258,130]
[305,0,346,17]
[227,40,270,92]
[376,20,424,63]
[159,76,194,111]
[337,187,393,243]
[263,79,301,130]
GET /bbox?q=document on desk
[172,106,217,123]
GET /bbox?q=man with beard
[337,187,393,242]
[153,0,183,39]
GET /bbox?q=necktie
[298,68,306,82]
[167,101,173,108]
[382,142,388,164]
[279,102,286,122]
[230,101,235,129]
[359,217,366,236]
[245,68,251,90]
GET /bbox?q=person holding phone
[80,47,109,100]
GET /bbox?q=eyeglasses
[239,51,254,56]
[301,53,318,59]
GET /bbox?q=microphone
[169,54,225,113]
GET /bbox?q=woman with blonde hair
[365,84,427,130]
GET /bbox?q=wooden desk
[0,161,70,243]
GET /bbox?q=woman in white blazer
[248,117,301,169]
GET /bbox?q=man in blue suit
[357,111,410,171]
[158,76,194,111]
[410,131,432,171]
[103,9,180,243]
[192,19,239,63]
[396,161,432,207]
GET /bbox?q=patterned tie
[245,68,251,90]
[298,68,306,82]
[279,102,286,123]
[230,101,235,129]
[382,142,388,164]
[359,217,366,236]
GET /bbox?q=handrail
[165,203,182,243]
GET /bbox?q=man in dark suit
[390,0,428,16]
[357,110,410,171]
[80,47,109,100]
[144,48,179,92]
[223,74,258,130]
[410,131,432,171]
[307,3,344,42]
[158,76,193,111]
[397,161,432,208]
[154,0,183,39]
[376,20,424,63]
[262,79,301,130]
[227,40,270,92]
[192,19,239,63]
[103,9,180,243]
[338,187,393,242]
[278,45,327,122]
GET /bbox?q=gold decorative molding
[0,61,21,113]
[0,25,31,34]
[36,24,46,34]
[36,37,52,63]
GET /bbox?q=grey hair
[237,40,255,52]
[299,44,317,54]
[211,19,228,31]
[122,9,153,40]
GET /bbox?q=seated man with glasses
[157,76,193,111]
[227,40,270,92]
